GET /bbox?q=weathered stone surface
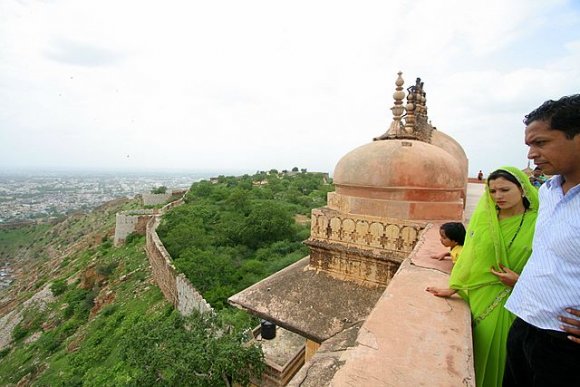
[176,274,212,316]
[146,214,214,317]
[146,216,179,306]
[142,192,172,206]
[329,258,474,387]
[114,209,155,246]
[332,139,465,221]
[287,324,362,387]
[306,207,424,285]
[228,258,385,343]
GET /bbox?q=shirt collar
[544,175,563,190]
[544,175,580,197]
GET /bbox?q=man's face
[525,120,580,177]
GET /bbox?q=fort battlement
[113,209,156,246]
[146,214,213,316]
[114,191,213,317]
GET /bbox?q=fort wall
[114,190,213,316]
[142,192,173,206]
[144,198,213,316]
[114,210,155,246]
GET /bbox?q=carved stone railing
[306,207,425,286]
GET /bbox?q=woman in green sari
[426,166,538,387]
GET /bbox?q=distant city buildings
[0,172,210,223]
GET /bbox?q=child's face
[439,229,456,248]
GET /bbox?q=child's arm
[431,251,451,260]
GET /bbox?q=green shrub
[50,279,67,296]
[0,347,10,359]
[11,324,29,341]
[100,304,118,317]
[36,331,63,353]
[124,232,141,245]
[151,186,167,194]
[96,262,117,278]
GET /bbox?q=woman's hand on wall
[425,287,457,298]
[490,264,519,287]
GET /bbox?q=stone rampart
[176,273,213,315]
[142,192,172,206]
[146,215,179,306]
[114,209,156,246]
[146,210,213,316]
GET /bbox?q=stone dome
[330,139,465,220]
[431,130,468,176]
[334,140,464,193]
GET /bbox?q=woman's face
[488,177,524,211]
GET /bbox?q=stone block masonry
[114,190,213,316]
[176,273,212,315]
[114,209,156,246]
[145,206,214,316]
[142,192,172,206]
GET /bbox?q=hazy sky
[1,0,579,176]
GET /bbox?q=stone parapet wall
[309,207,424,257]
[146,210,214,317]
[146,215,179,306]
[142,192,172,206]
[161,197,184,212]
[306,206,426,285]
[114,209,156,246]
[290,223,475,386]
[332,223,474,385]
[176,273,213,315]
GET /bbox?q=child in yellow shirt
[431,222,466,263]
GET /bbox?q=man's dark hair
[440,222,466,245]
[524,94,580,139]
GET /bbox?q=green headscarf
[449,166,539,296]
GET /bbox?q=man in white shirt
[504,94,580,386]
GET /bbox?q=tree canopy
[156,171,333,307]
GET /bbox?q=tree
[122,309,264,386]
[151,186,167,194]
[239,201,293,249]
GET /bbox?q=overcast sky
[1,0,579,176]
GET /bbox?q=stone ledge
[289,223,474,386]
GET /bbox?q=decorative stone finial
[373,72,406,141]
[374,72,435,143]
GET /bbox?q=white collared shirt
[505,175,580,330]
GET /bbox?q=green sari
[449,166,538,387]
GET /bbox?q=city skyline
[1,0,580,176]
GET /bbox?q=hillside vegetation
[0,171,333,386]
[157,171,333,308]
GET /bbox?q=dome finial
[373,71,406,141]
[374,73,435,143]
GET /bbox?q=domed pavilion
[228,72,469,385]
[308,72,468,285]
